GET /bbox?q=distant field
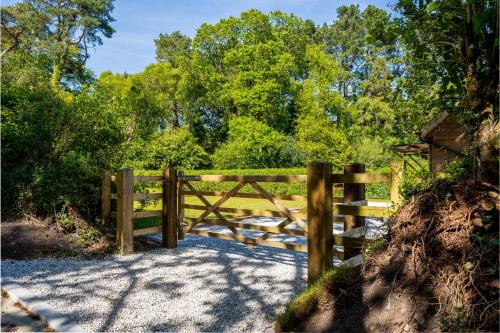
[133,195,305,230]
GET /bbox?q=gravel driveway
[2,209,386,332]
[2,234,308,332]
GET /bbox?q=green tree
[1,1,47,57]
[213,116,304,169]
[318,5,400,99]
[154,31,191,66]
[301,44,348,124]
[190,9,321,137]
[134,62,187,129]
[396,0,498,127]
[1,0,115,88]
[318,5,364,98]
[221,41,297,131]
[1,54,124,216]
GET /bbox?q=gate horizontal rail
[102,160,403,284]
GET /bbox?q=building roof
[393,142,429,154]
[420,111,450,140]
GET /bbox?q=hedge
[133,167,390,200]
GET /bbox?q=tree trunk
[172,101,180,129]
[464,3,479,115]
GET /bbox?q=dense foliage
[1,0,497,218]
[212,116,304,169]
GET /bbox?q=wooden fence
[102,161,403,283]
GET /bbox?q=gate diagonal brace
[249,182,308,234]
[183,181,247,234]
[182,180,245,240]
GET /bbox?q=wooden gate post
[307,161,333,285]
[390,160,403,206]
[177,170,185,240]
[101,170,111,226]
[117,168,134,255]
[163,167,178,248]
[343,162,365,259]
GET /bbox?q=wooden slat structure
[178,174,308,183]
[181,190,308,202]
[103,160,402,284]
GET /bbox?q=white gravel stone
[2,209,387,332]
[2,234,308,332]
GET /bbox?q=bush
[443,156,473,181]
[135,128,211,170]
[1,54,124,218]
[351,135,396,171]
[76,227,102,247]
[212,116,305,169]
[400,166,435,199]
[296,114,351,170]
[401,156,473,199]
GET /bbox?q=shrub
[400,166,435,199]
[1,72,122,217]
[76,227,102,247]
[296,114,351,170]
[443,156,473,181]
[400,155,473,199]
[55,211,73,232]
[351,135,397,171]
[212,116,305,169]
[140,128,211,170]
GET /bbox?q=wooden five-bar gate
[102,161,402,283]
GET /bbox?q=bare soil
[1,217,112,260]
[295,179,499,332]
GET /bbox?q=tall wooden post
[101,170,111,226]
[390,160,403,206]
[117,168,134,255]
[177,170,185,240]
[163,167,178,248]
[307,161,333,285]
[343,162,365,260]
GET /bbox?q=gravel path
[2,204,387,332]
[2,235,308,332]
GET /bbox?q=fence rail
[102,160,403,283]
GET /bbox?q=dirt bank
[277,179,499,332]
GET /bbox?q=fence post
[163,167,178,248]
[307,161,333,285]
[343,162,365,260]
[390,160,403,206]
[177,170,185,240]
[117,168,134,255]
[101,170,111,226]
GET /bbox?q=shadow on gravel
[1,234,307,332]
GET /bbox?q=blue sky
[4,0,394,75]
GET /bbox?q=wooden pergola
[393,142,430,171]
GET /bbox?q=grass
[133,195,305,230]
[275,266,359,332]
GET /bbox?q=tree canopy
[1,1,497,217]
